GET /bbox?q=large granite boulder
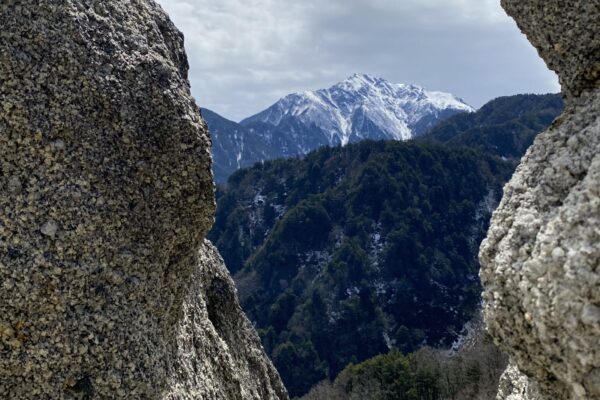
[0,1,287,399]
[481,1,600,399]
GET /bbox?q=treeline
[298,322,507,400]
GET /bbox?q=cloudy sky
[156,0,559,122]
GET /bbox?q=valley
[207,92,563,397]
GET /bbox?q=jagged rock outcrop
[0,1,287,399]
[496,363,541,400]
[481,1,600,399]
[499,1,599,100]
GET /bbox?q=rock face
[481,1,600,399]
[500,1,599,100]
[0,1,287,399]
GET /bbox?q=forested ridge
[210,141,513,395]
[419,93,563,158]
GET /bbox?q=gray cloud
[156,0,559,121]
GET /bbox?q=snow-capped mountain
[241,74,474,145]
[206,74,473,182]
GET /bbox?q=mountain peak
[336,73,385,91]
[341,73,420,91]
[346,72,378,83]
[241,75,473,145]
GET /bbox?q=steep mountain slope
[420,93,563,158]
[206,75,473,182]
[208,141,514,396]
[203,108,275,183]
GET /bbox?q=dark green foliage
[209,140,514,396]
[298,321,508,400]
[337,350,440,400]
[272,340,328,396]
[420,93,563,159]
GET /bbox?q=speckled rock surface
[165,242,288,400]
[0,1,287,399]
[501,0,600,99]
[481,1,600,399]
[496,363,541,400]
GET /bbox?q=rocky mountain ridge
[207,74,473,182]
[242,73,473,144]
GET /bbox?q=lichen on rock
[481,1,600,399]
[0,1,287,398]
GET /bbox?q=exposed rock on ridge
[481,1,600,399]
[496,363,541,400]
[0,1,287,399]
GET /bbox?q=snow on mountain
[241,74,474,145]
[203,108,274,183]
[206,74,473,182]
